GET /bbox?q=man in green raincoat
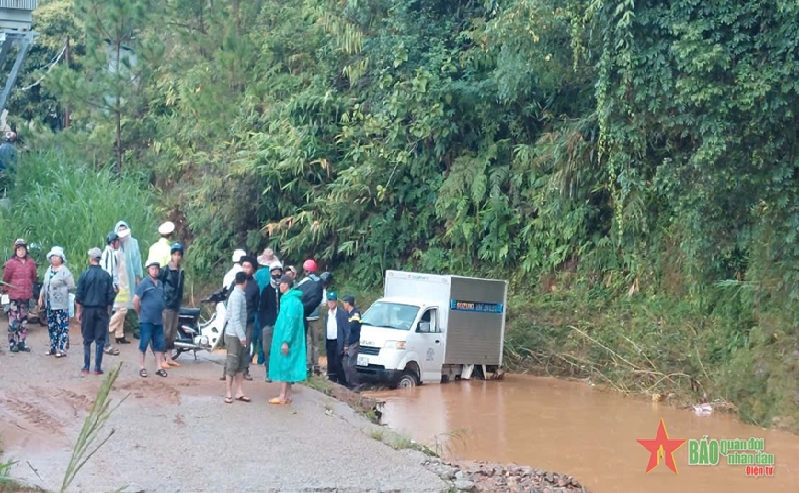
[268,274,307,404]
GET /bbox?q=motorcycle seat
[179,307,201,318]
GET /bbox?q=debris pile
[424,458,591,493]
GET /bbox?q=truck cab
[357,297,446,388]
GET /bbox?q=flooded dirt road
[371,375,799,493]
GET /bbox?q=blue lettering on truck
[450,300,504,314]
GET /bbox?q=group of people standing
[2,220,185,377]
[219,250,363,404]
[3,221,365,404]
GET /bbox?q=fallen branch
[569,325,645,371]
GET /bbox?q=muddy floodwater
[369,375,799,493]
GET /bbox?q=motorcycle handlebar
[200,287,229,304]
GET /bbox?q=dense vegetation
[4,0,799,431]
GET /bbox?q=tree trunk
[115,105,122,174]
[115,40,123,174]
[64,36,70,129]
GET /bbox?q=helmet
[319,271,333,284]
[106,231,119,244]
[269,261,283,273]
[145,258,160,269]
[14,238,26,248]
[170,242,184,255]
[5,131,16,142]
[232,249,246,263]
[302,259,317,273]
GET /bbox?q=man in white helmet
[223,248,246,291]
[148,221,175,269]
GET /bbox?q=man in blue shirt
[75,248,116,376]
[133,259,168,378]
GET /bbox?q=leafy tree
[5,0,83,131]
[48,0,161,171]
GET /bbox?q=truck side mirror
[418,322,431,333]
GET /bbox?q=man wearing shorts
[224,271,250,403]
[160,243,185,368]
[133,259,167,378]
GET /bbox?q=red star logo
[637,418,687,474]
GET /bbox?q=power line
[18,41,67,91]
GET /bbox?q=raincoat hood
[281,288,302,301]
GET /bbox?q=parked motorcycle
[1,278,46,326]
[29,279,46,326]
[172,287,228,360]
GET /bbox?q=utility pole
[0,0,38,113]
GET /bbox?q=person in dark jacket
[75,248,116,375]
[258,262,283,382]
[341,295,361,390]
[323,291,349,384]
[159,243,185,368]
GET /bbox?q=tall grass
[0,151,158,271]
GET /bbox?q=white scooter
[172,288,228,360]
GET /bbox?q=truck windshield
[361,302,419,331]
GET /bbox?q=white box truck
[356,270,508,388]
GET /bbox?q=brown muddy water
[368,374,799,493]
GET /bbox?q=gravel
[0,324,447,492]
[423,459,591,493]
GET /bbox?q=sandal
[139,368,148,378]
[235,395,251,402]
[155,369,168,378]
[55,352,66,358]
[104,346,120,356]
[268,397,288,405]
[224,397,233,404]
[45,349,55,356]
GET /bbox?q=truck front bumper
[356,365,402,385]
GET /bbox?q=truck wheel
[396,370,419,389]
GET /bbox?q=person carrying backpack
[296,259,332,374]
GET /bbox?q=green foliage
[5,0,83,131]
[48,0,163,170]
[0,149,157,270]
